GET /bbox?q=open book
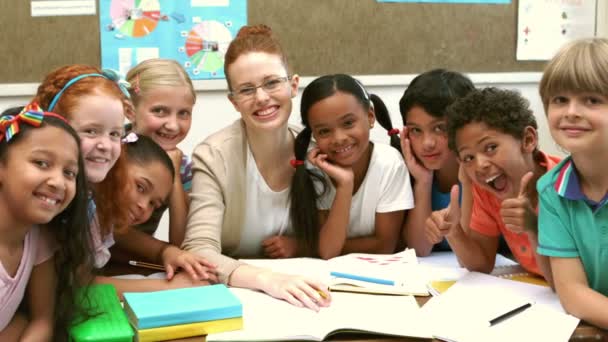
[207,288,432,341]
[241,249,429,296]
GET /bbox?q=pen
[330,271,394,286]
[128,260,166,271]
[489,302,532,326]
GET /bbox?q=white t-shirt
[317,143,414,237]
[235,146,292,257]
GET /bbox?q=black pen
[489,303,532,326]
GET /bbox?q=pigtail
[289,127,326,257]
[94,151,131,235]
[371,94,401,153]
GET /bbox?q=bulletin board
[0,0,544,83]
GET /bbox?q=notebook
[69,284,134,342]
[135,317,242,342]
[421,272,579,342]
[123,284,242,329]
[208,288,432,341]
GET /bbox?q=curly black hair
[445,87,537,153]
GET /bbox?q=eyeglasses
[230,76,292,102]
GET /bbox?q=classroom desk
[102,262,607,342]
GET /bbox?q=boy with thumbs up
[426,87,560,283]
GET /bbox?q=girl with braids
[182,24,331,311]
[34,65,213,296]
[0,105,93,341]
[290,74,413,260]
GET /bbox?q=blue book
[122,284,242,330]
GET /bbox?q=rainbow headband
[47,69,131,111]
[0,103,68,142]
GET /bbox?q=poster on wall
[99,0,246,80]
[376,0,510,3]
[517,0,596,60]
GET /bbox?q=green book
[69,284,134,342]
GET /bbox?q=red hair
[33,64,131,235]
[223,24,289,88]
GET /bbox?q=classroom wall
[0,73,562,242]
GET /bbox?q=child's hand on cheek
[401,127,432,184]
[425,185,461,244]
[307,147,354,188]
[500,172,538,234]
[166,148,184,175]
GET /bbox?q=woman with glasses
[182,24,331,311]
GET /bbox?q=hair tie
[290,159,305,168]
[121,132,139,144]
[387,128,400,136]
[47,69,131,111]
[0,103,66,142]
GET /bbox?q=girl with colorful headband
[0,105,93,340]
[290,74,413,259]
[34,65,215,295]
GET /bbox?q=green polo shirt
[537,157,608,296]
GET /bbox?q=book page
[208,288,431,341]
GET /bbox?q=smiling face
[405,105,455,170]
[308,91,374,168]
[69,93,124,184]
[456,122,537,200]
[124,159,172,225]
[0,126,78,226]
[129,85,194,151]
[227,52,298,132]
[547,91,608,155]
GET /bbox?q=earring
[370,123,374,128]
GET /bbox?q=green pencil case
[69,284,134,342]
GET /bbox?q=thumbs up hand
[425,185,461,244]
[500,172,537,234]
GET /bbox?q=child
[399,69,475,256]
[290,74,414,259]
[426,87,559,283]
[537,37,608,328]
[0,104,93,340]
[33,65,214,294]
[124,59,195,246]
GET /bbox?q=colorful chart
[100,0,247,80]
[185,21,232,74]
[110,0,161,38]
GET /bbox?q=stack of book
[123,284,243,342]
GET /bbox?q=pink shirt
[0,226,56,330]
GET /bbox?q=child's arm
[428,186,499,273]
[166,149,189,246]
[94,272,213,299]
[0,313,27,341]
[20,258,55,342]
[400,127,435,256]
[500,172,554,285]
[551,257,608,329]
[308,147,354,260]
[341,210,405,254]
[112,228,216,281]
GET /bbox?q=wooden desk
[103,262,607,342]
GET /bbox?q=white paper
[31,0,96,17]
[517,0,597,60]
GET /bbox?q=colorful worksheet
[99,0,246,80]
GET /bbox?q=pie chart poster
[99,0,247,80]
